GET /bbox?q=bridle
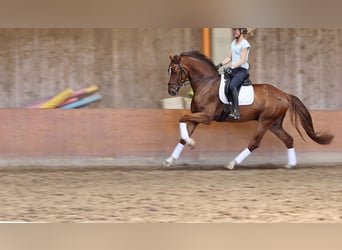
[167,63,191,92]
[167,62,219,92]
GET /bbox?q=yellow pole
[202,28,211,58]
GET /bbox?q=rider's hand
[215,63,223,70]
[225,67,233,76]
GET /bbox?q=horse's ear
[169,53,174,61]
[169,53,181,63]
[171,54,182,63]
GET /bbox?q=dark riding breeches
[229,67,248,91]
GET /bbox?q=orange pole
[202,28,211,58]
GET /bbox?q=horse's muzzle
[169,89,178,96]
[168,83,179,96]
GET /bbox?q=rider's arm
[220,51,232,66]
[231,47,248,69]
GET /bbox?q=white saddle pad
[219,74,254,105]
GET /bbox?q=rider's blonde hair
[245,28,256,39]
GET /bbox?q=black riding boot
[229,87,240,120]
[224,77,230,101]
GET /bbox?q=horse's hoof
[163,157,174,167]
[284,164,295,169]
[163,160,171,167]
[187,138,195,149]
[224,160,236,170]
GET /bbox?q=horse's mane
[180,51,217,71]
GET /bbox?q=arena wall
[0,28,202,109]
[0,29,341,110]
[0,109,340,160]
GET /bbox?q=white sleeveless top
[231,39,250,70]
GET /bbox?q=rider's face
[232,28,241,39]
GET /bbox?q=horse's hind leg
[269,117,297,168]
[225,119,275,170]
[163,122,198,166]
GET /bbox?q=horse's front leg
[163,112,213,167]
[163,121,198,167]
[179,112,214,148]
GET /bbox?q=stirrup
[229,110,240,120]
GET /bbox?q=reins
[168,62,219,90]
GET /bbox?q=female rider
[216,28,251,120]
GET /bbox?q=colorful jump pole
[70,85,99,98]
[59,93,102,109]
[39,88,74,109]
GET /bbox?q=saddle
[224,70,252,98]
[218,70,252,122]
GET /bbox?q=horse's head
[167,51,219,96]
[167,53,190,96]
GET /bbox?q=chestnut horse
[164,51,334,169]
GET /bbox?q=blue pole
[59,94,102,109]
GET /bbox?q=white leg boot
[225,148,251,170]
[285,148,297,168]
[163,143,184,167]
[179,123,195,148]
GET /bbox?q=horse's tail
[287,94,334,145]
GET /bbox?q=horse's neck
[184,57,219,93]
[190,74,220,98]
[188,65,216,83]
